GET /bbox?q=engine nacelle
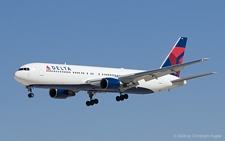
[49,89,75,99]
[100,78,120,90]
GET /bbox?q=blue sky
[0,1,224,141]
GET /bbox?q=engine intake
[100,78,120,90]
[49,89,75,99]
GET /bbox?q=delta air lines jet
[14,37,215,106]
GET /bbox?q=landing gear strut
[116,93,128,102]
[86,91,99,106]
[26,86,34,98]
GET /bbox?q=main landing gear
[26,86,34,98]
[86,91,99,106]
[116,93,128,102]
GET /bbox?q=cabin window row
[73,72,121,77]
[46,70,71,73]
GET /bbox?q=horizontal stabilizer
[171,72,216,84]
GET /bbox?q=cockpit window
[18,68,30,71]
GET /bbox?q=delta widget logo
[46,65,72,71]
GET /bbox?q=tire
[86,101,90,106]
[120,95,124,101]
[94,99,99,104]
[28,93,34,98]
[90,100,95,106]
[124,94,128,99]
[116,96,120,101]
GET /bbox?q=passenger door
[39,66,44,76]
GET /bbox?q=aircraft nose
[14,71,20,81]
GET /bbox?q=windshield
[18,68,30,71]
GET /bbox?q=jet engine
[100,78,121,90]
[49,89,75,99]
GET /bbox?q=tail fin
[160,37,187,77]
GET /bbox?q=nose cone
[14,71,21,82]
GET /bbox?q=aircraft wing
[118,58,209,84]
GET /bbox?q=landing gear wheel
[26,86,34,98]
[116,96,121,102]
[86,101,91,106]
[116,93,129,102]
[120,95,124,101]
[90,100,95,106]
[94,99,99,104]
[124,94,128,99]
[28,93,34,98]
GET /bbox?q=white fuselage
[14,63,186,94]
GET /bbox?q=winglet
[202,58,209,61]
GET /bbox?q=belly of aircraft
[32,84,155,94]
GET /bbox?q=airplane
[14,37,215,106]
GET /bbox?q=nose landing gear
[26,86,34,98]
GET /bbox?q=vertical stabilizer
[160,37,187,77]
